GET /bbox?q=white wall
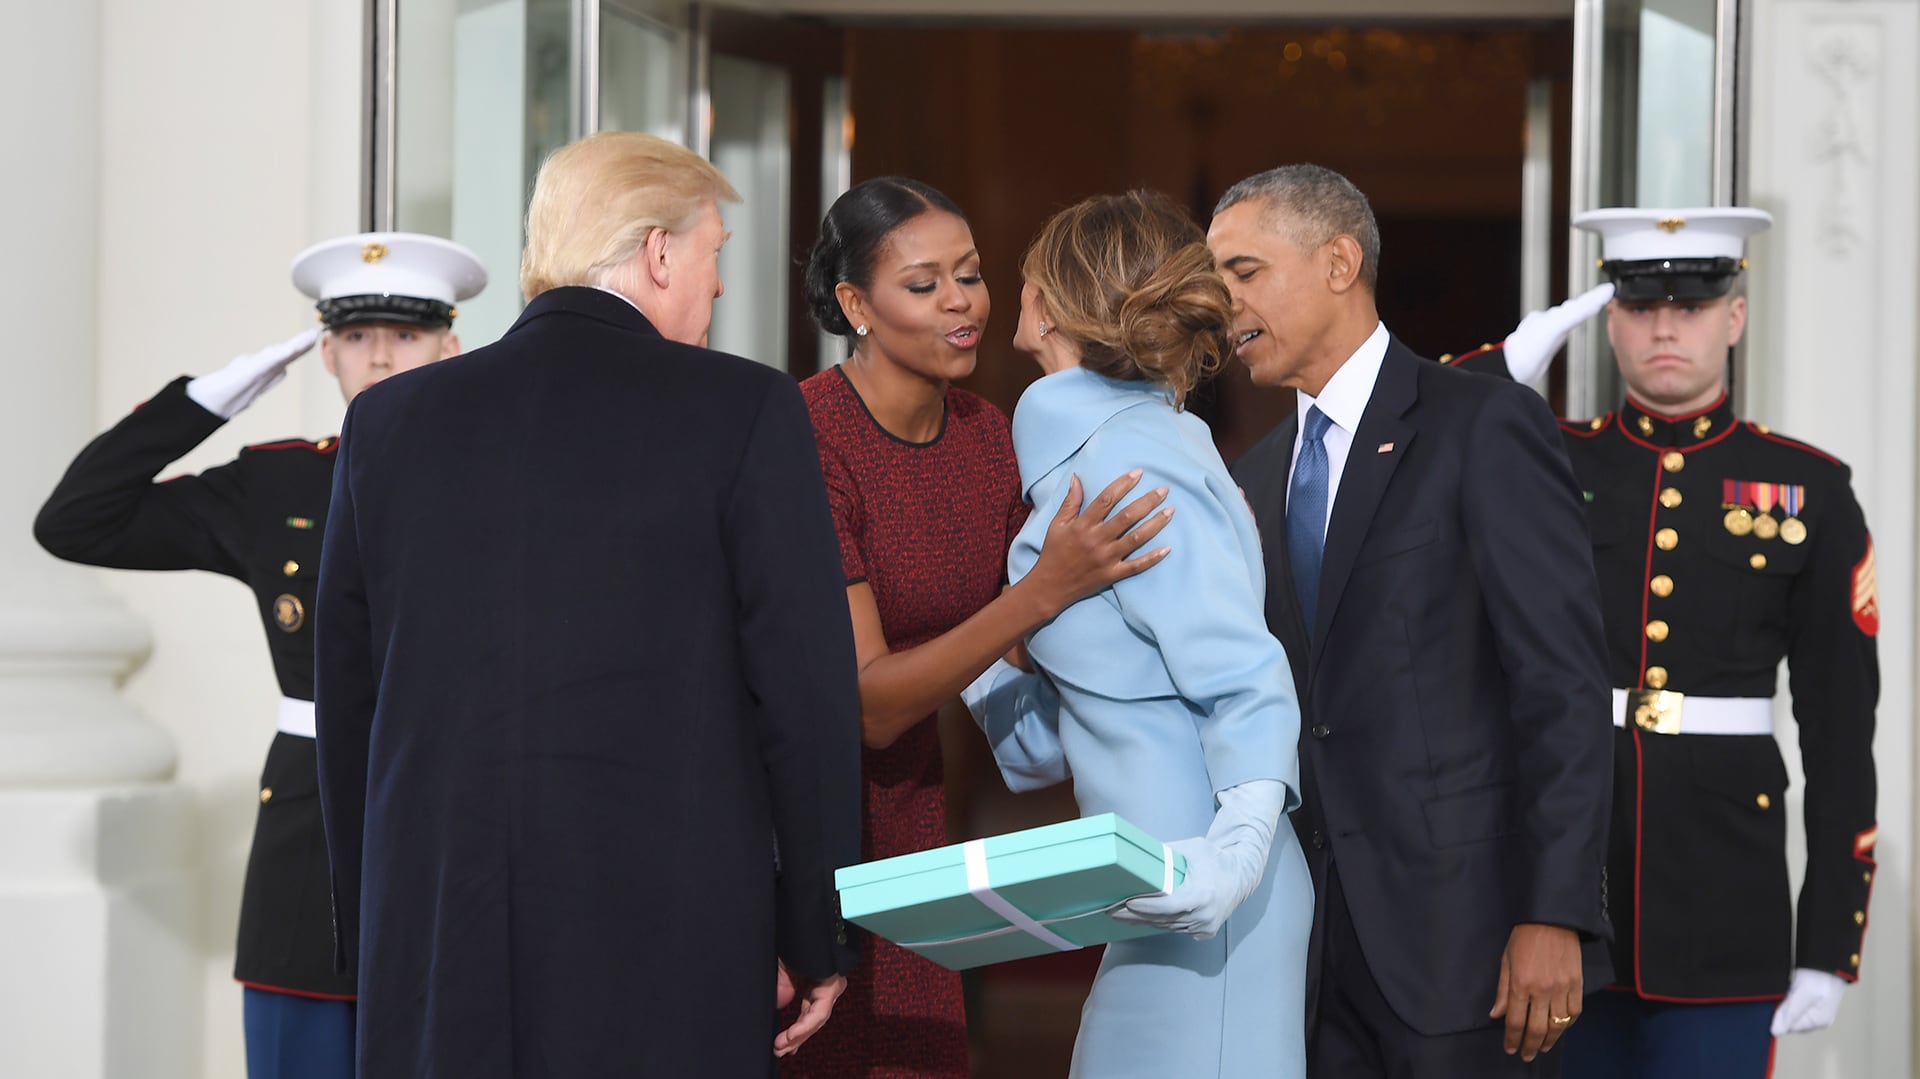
[1747,2,1917,1076]
[89,1,362,1074]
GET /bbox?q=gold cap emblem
[361,241,390,264]
[1656,217,1688,233]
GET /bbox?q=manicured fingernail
[1161,507,1175,517]
[1129,469,1143,478]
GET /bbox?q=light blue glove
[1111,778,1285,940]
[961,659,1070,791]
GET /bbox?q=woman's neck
[842,351,948,443]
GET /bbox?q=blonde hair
[1022,190,1233,406]
[519,132,741,300]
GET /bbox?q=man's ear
[441,331,462,359]
[835,281,868,335]
[1726,295,1748,349]
[643,226,673,291]
[1325,234,1364,295]
[319,332,338,377]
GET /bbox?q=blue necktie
[1288,406,1333,633]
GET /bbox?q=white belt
[278,697,317,739]
[1611,688,1772,736]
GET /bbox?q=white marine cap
[1573,207,1773,301]
[290,232,488,329]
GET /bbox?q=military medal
[1780,485,1808,544]
[1752,482,1780,540]
[1721,481,1755,535]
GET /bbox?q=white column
[1747,2,1918,1075]
[0,2,199,1076]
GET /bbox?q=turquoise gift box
[834,813,1187,971]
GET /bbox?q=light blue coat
[975,366,1311,1078]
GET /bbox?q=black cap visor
[318,294,456,330]
[1603,257,1742,303]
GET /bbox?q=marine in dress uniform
[1452,209,1878,1078]
[33,232,485,1079]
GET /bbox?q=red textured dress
[786,367,1025,1078]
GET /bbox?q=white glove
[1501,282,1616,384]
[1771,968,1848,1035]
[1112,779,1285,940]
[185,328,321,419]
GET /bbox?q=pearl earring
[856,325,868,337]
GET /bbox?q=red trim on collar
[1625,391,1728,424]
[1448,342,1501,366]
[1618,419,1738,455]
[248,437,339,455]
[1559,413,1615,439]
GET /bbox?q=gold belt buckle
[1628,689,1685,735]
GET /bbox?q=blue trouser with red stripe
[1562,990,1775,1079]
[243,988,355,1079]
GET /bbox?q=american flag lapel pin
[1376,442,1395,454]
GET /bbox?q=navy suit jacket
[1230,337,1613,1036]
[314,287,862,1077]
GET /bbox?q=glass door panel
[600,2,691,142]
[709,54,792,369]
[1567,0,1736,415]
[394,0,573,351]
[701,7,847,375]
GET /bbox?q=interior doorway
[825,22,1574,1076]
[840,23,1574,459]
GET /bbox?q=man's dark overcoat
[315,286,862,1078]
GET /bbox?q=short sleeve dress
[785,367,1025,1078]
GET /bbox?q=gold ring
[1550,1015,1574,1025]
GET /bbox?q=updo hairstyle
[1021,189,1233,407]
[804,177,969,340]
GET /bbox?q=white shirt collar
[1295,321,1389,435]
[591,285,644,314]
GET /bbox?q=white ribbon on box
[904,838,1179,953]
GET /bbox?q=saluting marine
[1455,209,1878,1078]
[34,233,485,1079]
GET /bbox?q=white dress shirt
[1287,321,1390,540]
